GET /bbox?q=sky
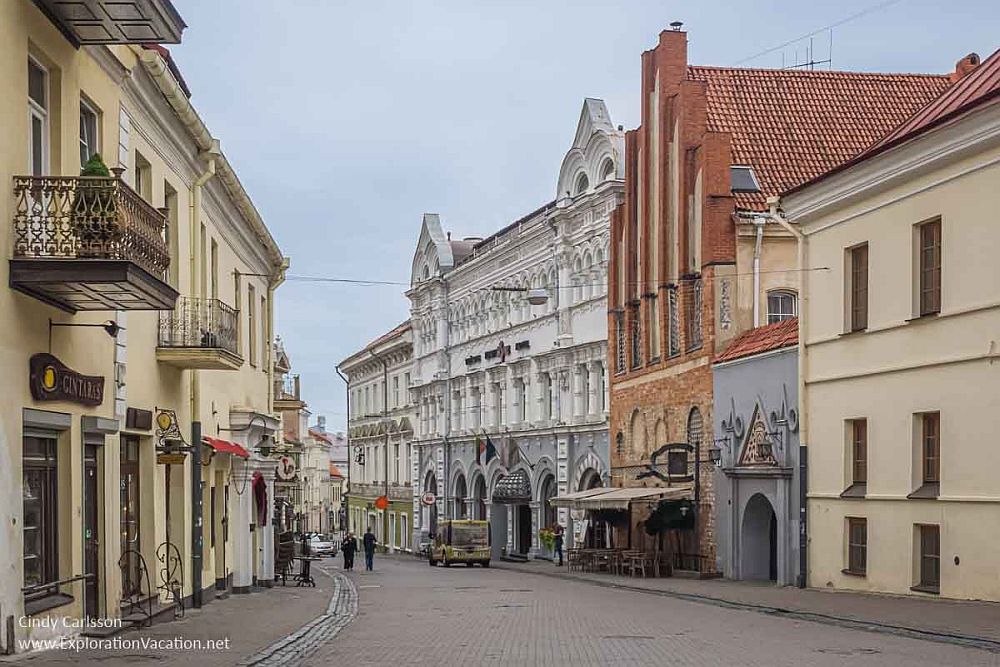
[167,0,999,431]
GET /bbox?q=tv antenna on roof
[783,30,833,71]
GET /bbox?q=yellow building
[1,0,286,648]
[781,52,999,601]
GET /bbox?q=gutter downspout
[765,195,808,588]
[335,366,350,533]
[752,217,765,327]
[188,147,218,609]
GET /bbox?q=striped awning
[551,486,690,510]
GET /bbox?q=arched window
[575,172,590,195]
[601,157,615,181]
[687,407,703,449]
[629,411,645,458]
[766,289,798,324]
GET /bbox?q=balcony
[34,0,186,46]
[10,175,177,312]
[275,374,305,410]
[157,297,241,370]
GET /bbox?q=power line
[283,267,829,292]
[733,0,904,66]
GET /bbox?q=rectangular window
[28,58,49,176]
[393,376,399,407]
[210,239,219,300]
[394,444,400,483]
[134,151,152,201]
[847,518,867,575]
[918,524,940,592]
[120,436,142,597]
[767,290,797,324]
[164,183,178,287]
[79,99,99,168]
[919,220,941,316]
[849,244,869,331]
[248,284,257,367]
[23,436,58,595]
[851,419,867,484]
[922,412,940,483]
[261,295,267,368]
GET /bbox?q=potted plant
[74,153,118,257]
[538,527,556,553]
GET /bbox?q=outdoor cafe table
[624,552,658,578]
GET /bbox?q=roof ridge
[688,64,949,78]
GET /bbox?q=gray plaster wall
[713,347,801,586]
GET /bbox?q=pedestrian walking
[363,527,378,571]
[554,524,565,566]
[342,532,357,571]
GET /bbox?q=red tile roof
[715,317,798,364]
[785,50,1000,195]
[688,67,952,210]
[329,463,344,478]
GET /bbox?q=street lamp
[489,285,549,306]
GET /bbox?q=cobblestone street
[309,555,998,667]
[8,555,1000,666]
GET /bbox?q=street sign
[420,492,436,506]
[157,453,186,465]
[374,495,389,510]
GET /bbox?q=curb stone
[493,562,1000,654]
[239,569,359,666]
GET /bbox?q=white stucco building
[408,99,623,558]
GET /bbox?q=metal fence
[158,296,239,355]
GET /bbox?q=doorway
[83,444,100,618]
[120,436,142,597]
[740,493,777,582]
[516,504,532,555]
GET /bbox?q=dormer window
[730,165,761,193]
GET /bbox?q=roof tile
[715,317,798,364]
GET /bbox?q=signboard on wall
[29,353,104,407]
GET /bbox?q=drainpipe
[764,195,808,588]
[335,366,351,533]
[188,145,218,609]
[752,217,765,327]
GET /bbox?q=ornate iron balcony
[10,175,176,311]
[157,297,241,370]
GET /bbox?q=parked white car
[309,534,337,557]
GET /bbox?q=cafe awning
[551,486,690,510]
[202,436,250,459]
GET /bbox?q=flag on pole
[476,433,484,465]
[506,432,521,468]
[484,432,498,464]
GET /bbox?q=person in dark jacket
[553,524,565,566]
[342,532,357,571]
[362,527,378,571]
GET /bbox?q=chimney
[951,53,981,83]
[317,415,326,431]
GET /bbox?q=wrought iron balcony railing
[13,174,170,278]
[158,297,238,356]
[275,374,301,402]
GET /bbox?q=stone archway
[741,493,777,581]
[454,474,468,520]
[471,475,487,520]
[424,471,438,537]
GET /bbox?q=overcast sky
[169,0,998,431]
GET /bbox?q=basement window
[730,165,761,193]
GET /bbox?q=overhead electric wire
[284,266,828,292]
[732,0,904,66]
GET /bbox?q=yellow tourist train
[429,520,491,568]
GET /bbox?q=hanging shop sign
[276,455,297,481]
[157,452,187,465]
[420,492,437,506]
[29,353,104,407]
[374,495,389,511]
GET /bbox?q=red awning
[202,436,249,459]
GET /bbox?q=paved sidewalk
[494,558,1000,652]
[8,562,342,666]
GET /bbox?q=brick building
[608,26,952,573]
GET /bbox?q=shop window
[23,437,59,598]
